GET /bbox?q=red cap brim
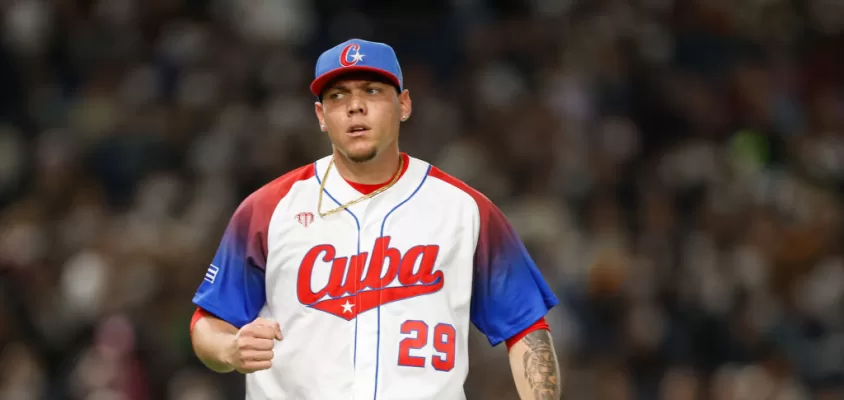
[310,66,401,97]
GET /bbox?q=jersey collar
[313,153,429,216]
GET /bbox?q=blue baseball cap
[310,39,403,97]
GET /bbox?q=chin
[345,147,378,163]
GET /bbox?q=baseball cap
[310,38,404,97]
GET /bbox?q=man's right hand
[225,317,283,373]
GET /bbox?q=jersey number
[397,320,455,371]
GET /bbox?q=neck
[333,146,401,185]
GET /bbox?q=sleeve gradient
[470,199,559,346]
[192,194,270,329]
[191,164,314,328]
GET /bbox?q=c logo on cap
[339,44,363,67]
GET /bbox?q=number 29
[397,320,455,371]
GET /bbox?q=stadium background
[0,0,843,399]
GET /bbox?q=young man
[190,38,562,400]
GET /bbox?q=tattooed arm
[508,329,562,400]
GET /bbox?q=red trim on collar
[343,153,410,195]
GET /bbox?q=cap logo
[339,43,365,67]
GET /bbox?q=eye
[329,92,344,100]
[367,87,381,94]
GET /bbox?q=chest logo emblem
[297,236,443,320]
[295,212,315,228]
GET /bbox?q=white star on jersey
[350,51,364,63]
[341,300,354,314]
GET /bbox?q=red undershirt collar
[342,153,410,195]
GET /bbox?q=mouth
[346,124,371,137]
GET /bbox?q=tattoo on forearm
[522,330,560,400]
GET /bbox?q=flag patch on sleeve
[204,264,220,283]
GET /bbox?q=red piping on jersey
[342,153,410,195]
[190,307,211,332]
[505,317,550,351]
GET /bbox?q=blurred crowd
[1,0,843,399]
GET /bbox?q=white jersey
[193,154,558,400]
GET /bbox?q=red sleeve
[190,307,212,333]
[505,317,550,351]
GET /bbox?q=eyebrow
[325,84,351,94]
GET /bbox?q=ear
[398,89,412,122]
[314,101,327,132]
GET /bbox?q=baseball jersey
[192,153,558,400]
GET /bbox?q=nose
[346,93,366,116]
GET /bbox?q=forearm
[508,329,562,400]
[191,314,238,373]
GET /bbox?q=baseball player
[190,39,562,400]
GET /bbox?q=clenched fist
[226,318,283,373]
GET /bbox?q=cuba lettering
[296,236,444,320]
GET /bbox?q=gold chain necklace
[317,156,404,217]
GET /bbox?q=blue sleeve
[192,196,269,328]
[470,201,559,346]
